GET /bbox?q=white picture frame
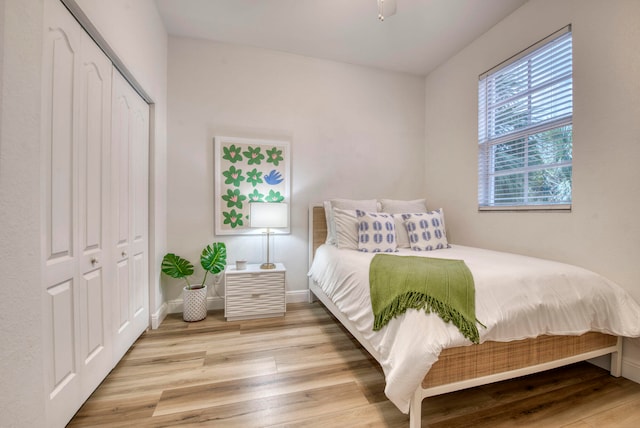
[214,136,291,235]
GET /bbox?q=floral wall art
[214,136,290,235]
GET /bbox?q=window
[478,26,572,210]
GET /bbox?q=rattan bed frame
[307,204,622,428]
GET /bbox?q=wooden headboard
[308,205,327,266]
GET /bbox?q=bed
[307,203,640,428]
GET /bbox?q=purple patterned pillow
[355,210,397,253]
[402,209,450,251]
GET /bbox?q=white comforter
[308,244,640,413]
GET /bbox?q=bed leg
[409,389,423,428]
[307,278,317,303]
[610,337,623,377]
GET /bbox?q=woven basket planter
[183,285,208,322]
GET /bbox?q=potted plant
[161,242,227,322]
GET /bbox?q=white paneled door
[77,23,114,399]
[111,70,150,362]
[42,2,84,424]
[41,1,150,426]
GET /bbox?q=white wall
[166,37,426,303]
[74,0,169,324]
[0,1,45,426]
[424,0,640,372]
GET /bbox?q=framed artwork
[214,136,291,235]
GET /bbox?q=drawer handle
[251,293,262,298]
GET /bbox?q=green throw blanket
[369,254,483,344]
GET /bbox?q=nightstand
[224,263,286,321]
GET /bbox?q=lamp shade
[250,202,288,228]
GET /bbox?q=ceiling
[155,0,528,76]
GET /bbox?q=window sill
[478,204,571,212]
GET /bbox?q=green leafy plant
[161,242,227,290]
[161,253,194,287]
[200,242,227,286]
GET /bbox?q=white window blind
[478,26,572,210]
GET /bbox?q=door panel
[83,269,104,360]
[82,64,103,250]
[42,1,82,425]
[111,70,149,361]
[49,32,75,259]
[77,30,113,399]
[47,280,76,392]
[133,251,146,316]
[111,73,133,359]
[132,108,148,244]
[116,258,130,333]
[114,94,131,248]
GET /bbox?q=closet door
[111,70,150,361]
[42,0,113,423]
[76,30,113,397]
[41,1,83,425]
[42,1,150,424]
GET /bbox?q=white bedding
[308,244,640,413]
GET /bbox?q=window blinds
[478,26,572,210]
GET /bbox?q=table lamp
[250,202,288,269]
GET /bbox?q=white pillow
[356,210,397,253]
[392,213,410,248]
[333,208,358,250]
[324,199,378,245]
[379,198,428,214]
[402,209,450,251]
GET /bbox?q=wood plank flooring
[68,303,640,427]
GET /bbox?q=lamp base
[260,262,276,269]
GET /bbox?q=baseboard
[587,354,640,385]
[286,290,310,304]
[150,302,168,329]
[167,295,225,315]
[622,358,640,384]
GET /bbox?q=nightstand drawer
[225,273,284,293]
[226,282,284,298]
[225,294,284,318]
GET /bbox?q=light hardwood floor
[69,303,640,427]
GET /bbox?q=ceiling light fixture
[377,0,397,21]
